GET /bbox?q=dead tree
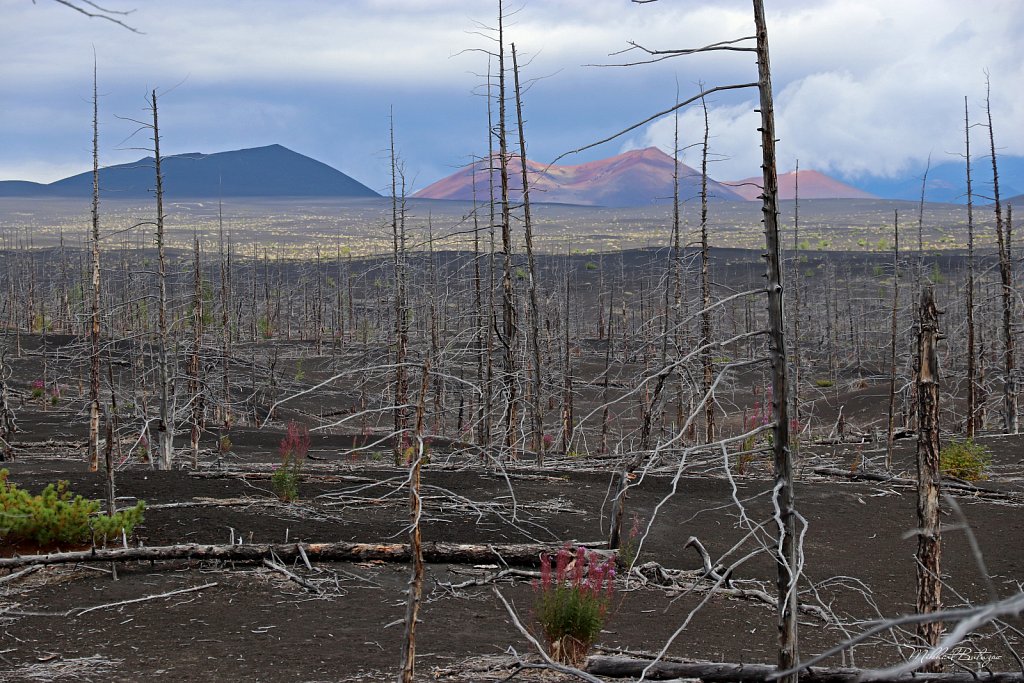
[791,159,801,437]
[0,348,15,461]
[151,89,174,470]
[496,5,519,460]
[390,113,409,466]
[699,94,715,444]
[986,77,1017,433]
[916,285,942,670]
[399,362,429,683]
[511,43,545,463]
[218,199,231,430]
[965,96,977,438]
[88,58,102,473]
[189,230,204,467]
[552,2,797,673]
[754,2,799,676]
[886,211,900,470]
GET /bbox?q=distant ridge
[0,144,380,199]
[727,169,876,201]
[848,155,1024,204]
[414,147,747,206]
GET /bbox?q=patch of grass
[814,378,834,388]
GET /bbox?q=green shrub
[940,439,991,481]
[0,469,145,546]
[272,421,309,502]
[533,544,616,667]
[615,514,643,571]
[814,378,834,388]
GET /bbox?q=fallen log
[585,656,1024,683]
[0,540,565,571]
[810,466,1024,503]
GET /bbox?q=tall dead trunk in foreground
[886,211,899,470]
[88,58,102,473]
[753,1,798,679]
[399,362,429,683]
[390,113,409,466]
[964,96,977,439]
[987,78,1017,434]
[152,90,173,471]
[699,95,715,444]
[915,286,942,670]
[512,44,545,464]
[497,5,519,460]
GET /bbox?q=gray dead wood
[585,657,1024,682]
[0,541,566,571]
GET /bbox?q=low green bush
[940,439,991,481]
[0,469,145,546]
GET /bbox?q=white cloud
[632,0,1024,180]
[1,0,1022,186]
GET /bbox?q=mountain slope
[414,147,746,206]
[847,155,1024,204]
[0,145,380,199]
[727,169,876,201]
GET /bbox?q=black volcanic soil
[2,414,1023,681]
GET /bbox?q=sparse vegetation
[940,439,992,481]
[0,469,145,546]
[533,544,616,667]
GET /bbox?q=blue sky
[1,0,1022,193]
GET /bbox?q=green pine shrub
[0,469,145,547]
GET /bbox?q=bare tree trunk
[562,270,575,455]
[791,160,801,437]
[103,410,115,516]
[699,95,715,444]
[189,231,204,468]
[915,286,943,671]
[965,96,977,439]
[152,89,174,471]
[511,44,544,464]
[390,112,409,466]
[219,199,231,430]
[88,58,102,473]
[399,362,430,683]
[0,349,17,461]
[471,164,487,449]
[482,57,498,456]
[599,285,614,455]
[887,211,900,470]
[753,2,798,679]
[497,5,518,460]
[987,80,1017,433]
[314,245,323,356]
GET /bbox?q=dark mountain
[0,144,379,199]
[0,180,49,197]
[414,147,746,206]
[844,155,1024,204]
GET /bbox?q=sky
[1,0,1022,194]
